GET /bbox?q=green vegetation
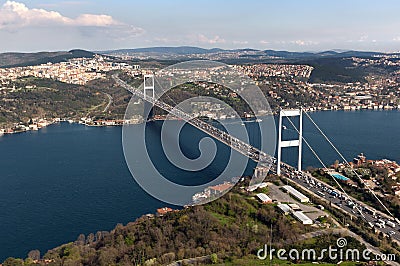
[307,58,367,83]
[204,256,368,266]
[0,71,139,128]
[0,50,94,68]
[2,178,387,266]
[152,81,254,117]
[0,77,105,128]
[86,72,134,120]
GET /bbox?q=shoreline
[0,109,399,261]
[1,108,399,136]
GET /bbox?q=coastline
[1,107,399,137]
[1,109,399,261]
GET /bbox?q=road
[103,93,113,112]
[114,74,400,255]
[277,163,400,243]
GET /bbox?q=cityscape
[0,1,400,266]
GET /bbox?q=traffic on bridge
[114,74,400,244]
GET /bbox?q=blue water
[0,110,399,260]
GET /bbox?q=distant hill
[100,46,226,55]
[262,49,316,58]
[1,47,398,84]
[0,49,95,68]
[0,47,396,68]
[100,46,395,59]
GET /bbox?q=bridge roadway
[114,75,400,246]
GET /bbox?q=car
[387,221,396,228]
[375,223,385,228]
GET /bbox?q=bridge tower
[143,75,155,120]
[277,109,302,175]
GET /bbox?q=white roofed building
[256,193,272,204]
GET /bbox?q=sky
[0,0,399,53]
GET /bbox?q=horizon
[1,45,398,54]
[0,0,400,53]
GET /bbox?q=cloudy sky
[0,0,399,52]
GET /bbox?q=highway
[277,163,400,243]
[114,74,400,248]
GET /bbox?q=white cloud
[290,40,319,46]
[259,40,270,44]
[74,14,119,27]
[393,37,400,42]
[0,1,144,37]
[192,34,226,44]
[232,40,249,45]
[0,1,71,28]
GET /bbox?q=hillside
[3,176,398,266]
[101,46,395,59]
[101,46,225,55]
[0,76,106,127]
[306,57,368,83]
[0,50,95,68]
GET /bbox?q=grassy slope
[2,178,373,266]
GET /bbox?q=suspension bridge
[113,74,399,243]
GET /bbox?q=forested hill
[3,176,399,266]
[0,49,95,68]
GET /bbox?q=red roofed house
[207,182,234,196]
[157,207,173,216]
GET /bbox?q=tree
[86,233,95,244]
[75,234,85,246]
[27,249,40,261]
[3,257,24,266]
[210,253,218,264]
[334,160,339,169]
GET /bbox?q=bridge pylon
[143,75,155,120]
[277,109,302,175]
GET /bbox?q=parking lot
[267,182,326,221]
